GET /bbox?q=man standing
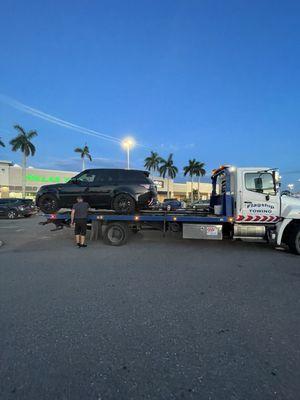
[71,196,90,248]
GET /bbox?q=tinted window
[77,171,96,183]
[245,173,276,195]
[94,170,119,183]
[118,170,150,183]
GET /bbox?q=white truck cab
[213,166,300,254]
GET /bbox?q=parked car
[36,169,157,214]
[191,199,211,212]
[0,198,37,219]
[161,198,183,211]
[19,199,38,213]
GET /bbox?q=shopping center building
[0,160,212,201]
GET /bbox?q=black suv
[36,169,157,214]
[0,198,37,219]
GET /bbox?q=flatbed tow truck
[42,165,300,255]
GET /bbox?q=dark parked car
[36,169,157,214]
[161,198,183,211]
[191,199,211,212]
[0,198,37,219]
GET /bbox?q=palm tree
[0,137,5,147]
[183,158,199,203]
[159,153,178,198]
[195,162,206,200]
[144,151,162,174]
[74,144,92,171]
[10,125,38,198]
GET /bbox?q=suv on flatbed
[36,169,157,214]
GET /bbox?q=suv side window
[95,170,119,184]
[118,170,150,183]
[77,171,96,184]
[245,173,276,195]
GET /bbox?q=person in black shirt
[71,196,90,248]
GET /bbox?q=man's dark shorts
[75,219,87,236]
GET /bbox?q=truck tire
[113,194,136,214]
[103,222,129,246]
[38,194,59,213]
[288,224,300,255]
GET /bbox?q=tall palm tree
[10,125,38,198]
[144,151,162,174]
[183,158,199,203]
[0,137,5,147]
[159,153,178,198]
[74,144,92,171]
[195,162,206,200]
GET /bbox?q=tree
[74,144,92,171]
[144,151,162,174]
[10,125,37,198]
[159,153,178,198]
[183,158,199,203]
[195,162,206,200]
[0,137,5,147]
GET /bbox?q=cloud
[158,142,195,152]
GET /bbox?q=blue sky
[0,0,299,189]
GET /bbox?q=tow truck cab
[210,165,300,252]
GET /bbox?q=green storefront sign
[26,174,71,184]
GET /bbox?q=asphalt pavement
[0,216,299,400]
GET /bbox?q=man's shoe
[77,243,81,248]
[81,244,87,248]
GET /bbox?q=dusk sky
[0,0,299,189]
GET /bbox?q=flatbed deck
[44,209,231,224]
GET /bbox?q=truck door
[238,171,280,222]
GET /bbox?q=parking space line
[0,226,22,229]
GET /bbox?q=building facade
[0,160,212,201]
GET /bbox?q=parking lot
[0,215,299,400]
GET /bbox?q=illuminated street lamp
[121,137,135,169]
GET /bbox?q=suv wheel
[38,194,59,213]
[7,210,18,219]
[113,194,136,214]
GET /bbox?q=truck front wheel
[288,224,300,255]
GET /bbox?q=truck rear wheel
[103,222,129,246]
[288,224,300,255]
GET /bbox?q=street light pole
[126,145,130,169]
[122,137,135,170]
